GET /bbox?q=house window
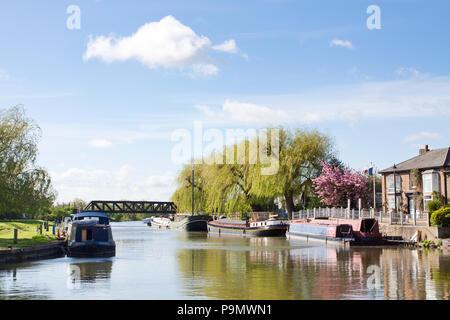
[387,174,402,194]
[422,171,440,194]
[387,195,402,211]
[423,195,433,212]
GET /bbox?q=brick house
[379,146,450,214]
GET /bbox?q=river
[0,221,449,300]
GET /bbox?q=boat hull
[174,219,208,232]
[286,231,353,245]
[170,215,210,232]
[208,222,287,237]
[288,219,387,246]
[67,242,116,258]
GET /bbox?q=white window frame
[387,195,402,211]
[387,174,402,194]
[422,170,440,194]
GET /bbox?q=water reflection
[0,222,449,300]
[0,262,52,299]
[70,260,113,283]
[176,238,450,300]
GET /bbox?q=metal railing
[291,207,430,226]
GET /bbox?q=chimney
[419,145,430,156]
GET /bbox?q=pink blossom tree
[312,161,369,208]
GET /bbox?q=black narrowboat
[67,212,116,258]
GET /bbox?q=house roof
[380,147,450,173]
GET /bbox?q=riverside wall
[0,241,66,265]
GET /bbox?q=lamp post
[393,164,398,213]
[191,159,194,216]
[371,162,376,211]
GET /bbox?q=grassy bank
[0,220,57,249]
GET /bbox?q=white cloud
[395,67,421,78]
[50,166,176,202]
[191,64,219,76]
[89,139,113,148]
[403,131,442,143]
[195,100,291,124]
[212,39,238,53]
[194,105,216,117]
[0,69,10,81]
[330,38,354,49]
[83,15,237,76]
[222,100,291,124]
[115,165,131,182]
[194,75,450,126]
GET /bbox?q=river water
[0,221,449,300]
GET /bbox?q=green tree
[250,127,333,219]
[171,163,208,214]
[170,126,333,218]
[0,105,55,218]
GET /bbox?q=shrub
[427,199,443,213]
[430,207,450,227]
[421,240,435,248]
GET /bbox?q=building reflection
[176,239,450,300]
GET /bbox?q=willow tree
[171,139,276,215]
[202,140,276,215]
[0,105,55,218]
[250,127,333,219]
[170,163,208,214]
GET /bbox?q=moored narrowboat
[67,212,115,257]
[170,214,211,232]
[287,217,386,246]
[208,212,288,237]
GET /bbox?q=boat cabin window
[336,225,352,237]
[360,219,376,233]
[80,217,100,223]
[81,229,93,242]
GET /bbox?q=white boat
[150,217,171,229]
[142,217,153,225]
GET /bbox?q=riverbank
[0,220,57,249]
[0,240,66,265]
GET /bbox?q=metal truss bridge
[84,200,177,215]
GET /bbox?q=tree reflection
[176,241,450,300]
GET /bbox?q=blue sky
[1,0,449,202]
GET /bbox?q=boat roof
[74,211,109,219]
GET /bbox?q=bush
[427,199,443,213]
[430,207,450,227]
